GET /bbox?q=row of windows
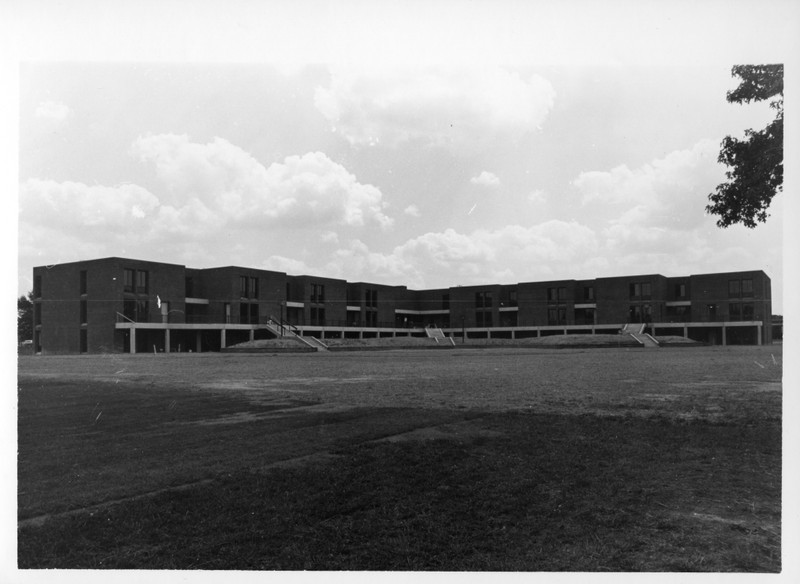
[629,282,652,299]
[547,287,594,303]
[365,289,378,308]
[239,276,259,299]
[310,284,325,304]
[729,279,754,297]
[124,269,149,294]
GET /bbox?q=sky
[8,1,799,318]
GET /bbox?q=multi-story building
[30,257,772,354]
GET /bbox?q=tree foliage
[18,292,34,343]
[707,64,783,228]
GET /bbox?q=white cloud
[314,66,556,150]
[574,139,722,231]
[403,204,421,217]
[34,100,71,123]
[470,171,501,188]
[130,134,394,230]
[527,189,546,204]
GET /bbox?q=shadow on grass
[18,412,781,572]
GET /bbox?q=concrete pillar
[757,324,763,345]
[683,325,688,338]
[487,330,492,339]
[511,330,515,340]
[221,329,226,349]
[196,331,202,353]
[722,325,727,346]
[359,330,363,339]
[130,328,136,354]
[537,329,541,337]
[165,329,170,353]
[249,329,255,341]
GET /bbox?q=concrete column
[537,329,541,337]
[165,329,170,353]
[249,329,255,341]
[196,331,202,353]
[487,330,492,339]
[130,328,136,354]
[757,324,763,345]
[221,329,226,349]
[511,330,515,340]
[683,325,688,338]
[722,325,727,346]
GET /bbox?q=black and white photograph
[5,0,798,581]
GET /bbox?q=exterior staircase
[264,317,327,351]
[622,323,660,348]
[425,326,455,345]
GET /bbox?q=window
[742,303,754,320]
[548,288,558,302]
[557,287,566,302]
[239,276,249,298]
[136,300,149,322]
[508,290,518,307]
[558,306,566,324]
[629,283,641,298]
[80,270,87,295]
[641,283,651,299]
[729,280,741,297]
[311,284,325,304]
[33,275,42,298]
[250,303,259,324]
[442,294,450,310]
[80,329,88,353]
[475,291,492,308]
[136,270,148,294]
[584,286,594,302]
[476,311,493,327]
[185,276,195,297]
[675,283,686,298]
[742,279,753,297]
[250,277,259,299]
[124,268,135,293]
[729,303,742,321]
[34,303,41,326]
[366,289,378,308]
[548,307,558,325]
[310,306,326,325]
[80,300,87,324]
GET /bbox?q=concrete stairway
[622,323,660,348]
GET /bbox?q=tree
[707,64,783,228]
[18,292,34,343]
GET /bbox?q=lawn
[17,345,782,571]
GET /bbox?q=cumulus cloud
[314,66,556,150]
[131,134,393,230]
[20,179,160,230]
[404,204,421,217]
[35,100,71,123]
[527,190,546,204]
[573,139,722,230]
[470,171,501,188]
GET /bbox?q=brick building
[30,257,772,354]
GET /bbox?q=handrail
[116,312,136,323]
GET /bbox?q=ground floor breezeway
[114,320,766,353]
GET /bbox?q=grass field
[17,345,782,571]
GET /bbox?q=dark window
[548,288,558,302]
[311,284,325,304]
[442,294,450,310]
[729,280,741,297]
[80,329,88,353]
[240,276,249,298]
[558,306,566,324]
[33,275,42,298]
[80,300,87,324]
[310,306,326,325]
[250,277,259,299]
[34,303,41,326]
[250,303,259,324]
[742,279,753,297]
[584,286,594,302]
[80,270,87,295]
[557,287,566,302]
[641,283,651,299]
[548,308,558,325]
[136,300,149,322]
[185,276,195,297]
[675,283,686,298]
[123,299,136,321]
[508,290,518,307]
[729,303,741,321]
[124,269,135,293]
[742,303,754,320]
[136,270,148,294]
[629,283,641,298]
[366,289,378,308]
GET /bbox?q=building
[30,257,772,354]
